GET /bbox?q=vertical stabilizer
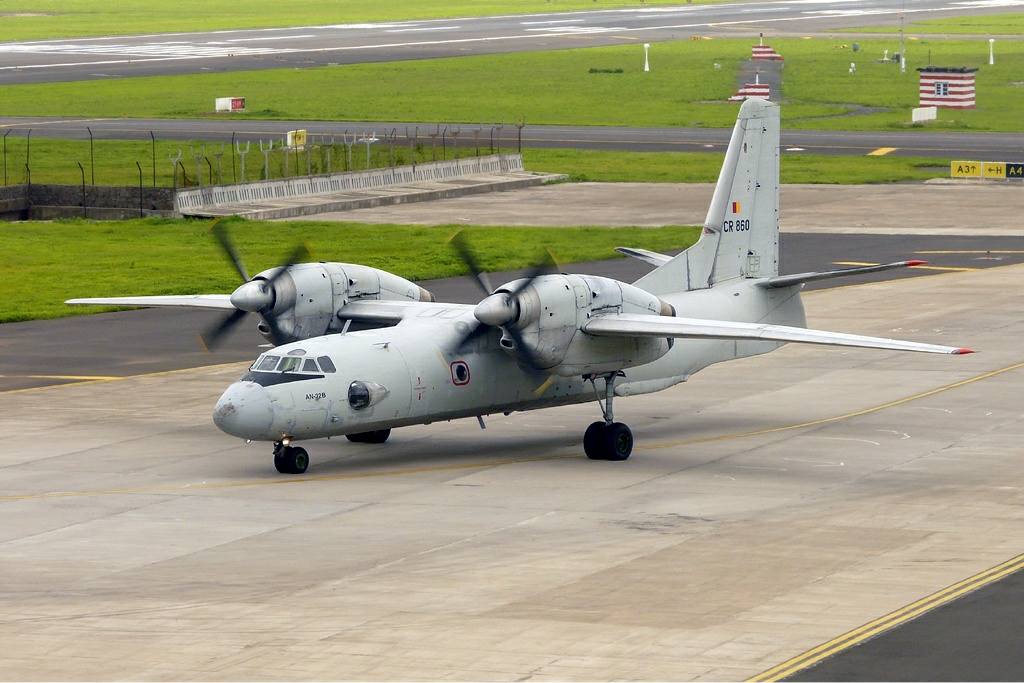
[634,99,780,295]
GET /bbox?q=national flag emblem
[731,201,741,213]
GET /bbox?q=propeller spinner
[448,231,555,370]
[201,221,309,350]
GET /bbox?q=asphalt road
[0,0,1011,85]
[4,116,1024,161]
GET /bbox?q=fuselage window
[256,355,280,371]
[301,358,320,373]
[317,355,337,373]
[277,356,302,373]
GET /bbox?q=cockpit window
[301,358,320,373]
[317,356,337,373]
[277,356,302,373]
[256,355,280,371]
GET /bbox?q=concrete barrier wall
[174,154,524,215]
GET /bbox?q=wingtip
[906,260,929,267]
[953,348,975,355]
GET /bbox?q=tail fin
[634,98,780,295]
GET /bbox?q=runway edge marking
[747,552,1024,682]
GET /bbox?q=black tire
[603,422,633,461]
[584,421,607,460]
[346,429,391,444]
[276,446,309,474]
[288,446,310,474]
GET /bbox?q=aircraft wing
[582,313,973,355]
[65,295,235,310]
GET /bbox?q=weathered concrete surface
[317,180,1024,235]
[2,263,1023,680]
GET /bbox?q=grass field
[0,133,953,186]
[1,36,1021,132]
[861,13,1024,35]
[0,218,701,323]
[0,0,724,41]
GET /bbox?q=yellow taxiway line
[867,147,898,156]
[748,551,1024,681]
[833,260,977,273]
[3,360,1022,502]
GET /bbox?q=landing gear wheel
[583,422,633,461]
[274,445,309,474]
[603,422,633,461]
[346,429,391,444]
[584,421,606,460]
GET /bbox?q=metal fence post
[2,130,9,186]
[451,125,460,160]
[473,123,481,158]
[77,162,86,218]
[136,161,144,218]
[150,131,156,186]
[515,116,525,153]
[25,129,31,185]
[237,140,250,183]
[169,148,182,190]
[230,132,237,183]
[259,139,272,180]
[213,143,225,184]
[87,126,95,185]
[406,126,419,170]
[190,146,204,186]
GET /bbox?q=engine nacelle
[252,262,432,343]
[499,274,673,376]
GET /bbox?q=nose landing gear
[583,372,633,461]
[273,441,309,474]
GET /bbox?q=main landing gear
[273,441,309,474]
[584,372,633,461]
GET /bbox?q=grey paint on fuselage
[213,277,802,442]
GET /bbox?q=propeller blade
[209,219,250,283]
[506,325,547,372]
[448,230,493,297]
[453,320,490,354]
[200,308,248,351]
[261,309,292,347]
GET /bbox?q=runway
[0,0,1010,85]
[5,116,1024,160]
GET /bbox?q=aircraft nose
[213,381,274,439]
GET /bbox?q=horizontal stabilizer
[582,313,973,355]
[66,295,235,310]
[758,260,927,289]
[615,247,673,268]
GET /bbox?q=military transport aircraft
[68,100,971,474]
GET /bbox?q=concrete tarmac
[310,180,1024,236]
[3,261,1024,679]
